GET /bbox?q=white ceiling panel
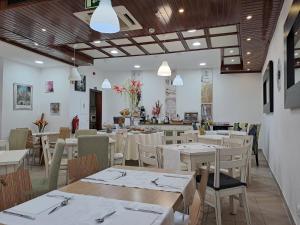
[133,36,155,43]
[211,35,238,48]
[163,41,185,52]
[156,33,178,40]
[68,43,90,49]
[121,46,145,55]
[224,47,240,56]
[111,38,132,45]
[90,41,111,47]
[182,29,205,38]
[81,50,108,58]
[141,44,164,54]
[102,48,126,57]
[224,56,241,65]
[186,38,207,49]
[209,25,237,34]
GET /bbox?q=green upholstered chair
[78,135,109,171]
[75,129,97,138]
[8,128,29,150]
[248,124,261,166]
[31,139,65,196]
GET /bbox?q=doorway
[89,89,102,130]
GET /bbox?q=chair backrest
[116,132,128,165]
[0,169,32,211]
[233,122,248,132]
[182,132,199,143]
[214,144,251,188]
[189,168,209,225]
[48,139,65,191]
[41,136,52,177]
[221,137,245,148]
[8,129,29,150]
[68,154,100,184]
[137,143,160,168]
[78,135,109,171]
[75,129,97,138]
[59,127,71,140]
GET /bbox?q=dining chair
[248,124,261,166]
[32,139,65,196]
[221,137,245,148]
[78,135,109,171]
[182,131,199,143]
[0,169,32,211]
[26,129,41,165]
[75,129,97,138]
[68,154,100,184]
[59,127,71,140]
[174,168,209,225]
[8,128,29,150]
[137,143,161,168]
[203,144,252,225]
[113,132,128,166]
[162,133,187,145]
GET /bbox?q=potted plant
[33,113,48,133]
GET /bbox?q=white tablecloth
[0,190,173,225]
[98,132,164,160]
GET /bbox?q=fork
[48,198,71,215]
[95,210,116,223]
[151,178,181,190]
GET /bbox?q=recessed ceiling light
[71,57,75,61]
[231,59,235,62]
[247,61,251,64]
[229,50,234,54]
[110,50,118,54]
[41,28,47,32]
[188,29,196,33]
[200,62,207,66]
[247,68,251,71]
[34,42,39,46]
[134,65,141,69]
[35,60,44,64]
[246,51,251,55]
[93,40,101,44]
[193,42,201,46]
[246,37,251,41]
[246,15,252,20]
[295,52,299,56]
[178,8,184,13]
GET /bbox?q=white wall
[0,59,3,138]
[1,59,41,138]
[261,0,300,224]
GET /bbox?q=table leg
[39,137,45,165]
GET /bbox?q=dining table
[0,149,29,175]
[197,130,247,145]
[0,166,196,225]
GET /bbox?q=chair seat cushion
[196,173,246,190]
[114,153,124,160]
[174,211,189,225]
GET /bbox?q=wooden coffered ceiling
[0,0,283,73]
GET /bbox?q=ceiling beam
[204,29,212,48]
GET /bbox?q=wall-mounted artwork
[165,78,176,119]
[284,0,300,109]
[201,70,213,120]
[45,81,54,93]
[50,103,60,115]
[263,61,274,114]
[13,83,33,110]
[74,75,86,92]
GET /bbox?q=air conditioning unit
[73,5,143,32]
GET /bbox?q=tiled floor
[28,152,293,225]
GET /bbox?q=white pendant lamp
[90,0,120,33]
[69,46,81,81]
[173,75,183,86]
[101,78,112,89]
[157,61,172,76]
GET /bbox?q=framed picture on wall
[50,103,60,115]
[74,75,86,92]
[13,83,33,110]
[263,61,274,114]
[45,81,54,93]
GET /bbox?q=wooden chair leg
[241,188,252,225]
[255,152,259,167]
[215,192,222,225]
[230,196,237,215]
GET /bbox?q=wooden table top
[61,166,195,210]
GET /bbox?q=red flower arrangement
[33,113,48,133]
[152,100,162,117]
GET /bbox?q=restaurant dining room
[0,0,299,225]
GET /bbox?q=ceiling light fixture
[193,42,201,46]
[34,42,39,46]
[200,62,207,66]
[178,8,184,13]
[231,59,235,62]
[93,40,101,44]
[229,50,234,54]
[158,61,172,76]
[246,51,251,55]
[246,15,252,20]
[188,29,196,33]
[41,28,47,32]
[101,78,112,89]
[90,0,120,33]
[69,46,81,81]
[134,65,141,69]
[110,50,118,54]
[35,60,44,64]
[247,61,251,64]
[173,75,183,86]
[246,37,251,41]
[247,68,251,71]
[295,52,299,56]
